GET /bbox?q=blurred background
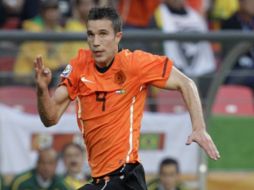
[0,0,254,190]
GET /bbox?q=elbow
[178,77,196,92]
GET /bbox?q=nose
[93,35,100,47]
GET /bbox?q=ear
[115,32,123,44]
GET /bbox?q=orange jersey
[60,49,173,177]
[187,0,203,14]
[118,0,161,27]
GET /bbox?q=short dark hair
[159,158,180,174]
[87,7,122,33]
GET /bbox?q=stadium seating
[0,56,15,72]
[156,89,187,113]
[0,86,37,114]
[2,17,20,30]
[212,85,254,116]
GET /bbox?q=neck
[96,57,114,68]
[44,22,56,30]
[95,47,118,68]
[36,174,52,188]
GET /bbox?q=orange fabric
[187,0,203,13]
[118,0,161,27]
[60,49,173,177]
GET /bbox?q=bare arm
[164,66,220,160]
[34,56,70,127]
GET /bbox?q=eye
[87,32,94,38]
[99,31,108,37]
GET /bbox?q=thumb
[186,135,193,145]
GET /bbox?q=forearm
[180,79,206,131]
[37,86,59,127]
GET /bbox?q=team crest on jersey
[114,70,126,85]
[61,64,72,77]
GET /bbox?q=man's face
[77,0,93,20]
[42,7,60,27]
[160,164,179,190]
[63,145,84,175]
[241,0,254,16]
[37,150,57,181]
[87,19,122,67]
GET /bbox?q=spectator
[62,143,89,189]
[148,158,185,190]
[62,0,94,63]
[13,0,68,86]
[9,147,69,190]
[155,0,216,77]
[221,0,254,89]
[117,0,161,28]
[212,0,239,21]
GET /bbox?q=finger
[43,68,50,75]
[210,142,220,160]
[34,60,39,78]
[205,141,220,160]
[36,55,43,69]
[185,135,193,145]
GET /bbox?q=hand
[34,56,52,90]
[186,129,220,160]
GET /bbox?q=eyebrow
[87,29,109,33]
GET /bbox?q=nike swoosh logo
[81,77,94,84]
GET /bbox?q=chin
[94,57,107,65]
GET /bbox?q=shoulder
[72,49,91,62]
[22,16,43,31]
[117,49,154,65]
[132,50,159,62]
[70,49,92,68]
[11,170,33,190]
[65,19,86,31]
[52,175,70,189]
[61,49,91,78]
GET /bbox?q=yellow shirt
[61,19,89,63]
[64,175,88,189]
[212,0,239,19]
[14,16,70,76]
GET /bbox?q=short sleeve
[59,49,85,100]
[134,50,173,88]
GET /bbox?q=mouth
[70,161,78,167]
[93,50,104,57]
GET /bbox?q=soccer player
[34,7,220,190]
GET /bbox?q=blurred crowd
[0,141,184,190]
[0,0,254,189]
[0,0,253,107]
[0,142,90,190]
[0,0,254,95]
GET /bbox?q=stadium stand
[0,56,15,72]
[0,86,37,113]
[156,90,187,113]
[212,85,254,116]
